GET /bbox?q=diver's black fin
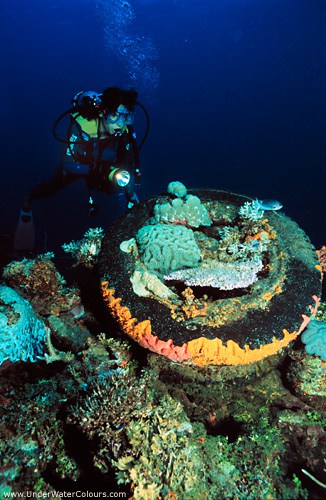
[14,210,35,251]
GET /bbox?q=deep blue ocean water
[1,0,325,253]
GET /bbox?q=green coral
[153,181,211,228]
[167,180,188,198]
[288,350,326,398]
[115,395,207,499]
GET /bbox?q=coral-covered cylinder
[99,187,322,367]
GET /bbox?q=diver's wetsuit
[25,117,140,209]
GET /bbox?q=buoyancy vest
[71,113,99,138]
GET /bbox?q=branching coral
[239,200,265,222]
[62,227,104,268]
[115,395,206,499]
[217,226,270,263]
[68,366,153,466]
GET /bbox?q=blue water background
[1,0,325,252]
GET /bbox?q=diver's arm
[127,128,141,184]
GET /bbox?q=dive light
[108,167,131,187]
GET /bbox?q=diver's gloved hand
[87,196,100,216]
[127,192,139,209]
[97,162,110,179]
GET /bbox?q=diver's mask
[105,104,135,127]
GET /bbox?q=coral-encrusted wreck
[99,183,322,366]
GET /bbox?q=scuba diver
[15,86,149,250]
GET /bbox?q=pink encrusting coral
[138,333,191,363]
[297,295,321,334]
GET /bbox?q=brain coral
[135,224,201,277]
[0,285,49,364]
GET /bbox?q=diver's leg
[26,166,77,206]
[16,166,72,250]
[21,166,81,220]
[16,166,82,250]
